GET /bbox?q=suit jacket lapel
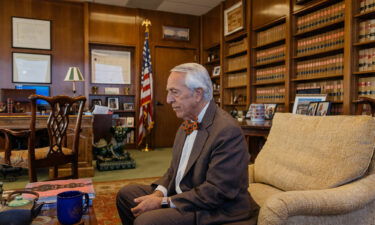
[182,100,216,178]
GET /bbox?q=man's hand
[131,191,164,217]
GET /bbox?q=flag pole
[140,19,154,152]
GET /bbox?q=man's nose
[166,93,174,104]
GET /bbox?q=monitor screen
[16,85,50,105]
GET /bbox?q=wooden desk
[0,114,94,178]
[34,206,98,224]
[240,119,272,163]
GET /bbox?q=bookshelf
[353,0,375,106]
[203,43,221,105]
[222,33,249,112]
[291,0,345,115]
[251,17,287,112]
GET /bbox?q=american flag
[137,30,154,146]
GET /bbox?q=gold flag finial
[142,19,151,33]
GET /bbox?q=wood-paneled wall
[0,0,200,98]
[0,0,84,96]
[252,0,288,29]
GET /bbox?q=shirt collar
[196,101,209,123]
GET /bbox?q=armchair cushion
[0,147,73,168]
[254,113,375,191]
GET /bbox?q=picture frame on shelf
[212,66,221,77]
[123,103,134,110]
[13,52,51,84]
[126,117,135,128]
[315,101,331,116]
[107,97,119,110]
[292,94,326,115]
[162,26,189,41]
[224,1,244,36]
[12,17,51,50]
[91,99,102,108]
[307,102,319,116]
[264,103,278,120]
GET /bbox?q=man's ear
[194,88,204,102]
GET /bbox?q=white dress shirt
[155,102,209,207]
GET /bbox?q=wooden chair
[0,95,86,182]
[355,96,375,116]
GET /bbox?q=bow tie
[182,120,199,135]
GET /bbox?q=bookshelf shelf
[253,16,286,31]
[204,43,220,51]
[293,0,341,16]
[225,68,247,74]
[225,84,247,89]
[254,59,285,68]
[204,58,220,65]
[254,38,285,50]
[353,71,375,75]
[294,19,344,38]
[253,80,285,86]
[292,74,343,82]
[225,50,247,58]
[293,46,344,60]
[223,103,247,106]
[353,40,375,48]
[224,32,247,43]
[354,9,375,19]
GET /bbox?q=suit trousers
[116,184,195,225]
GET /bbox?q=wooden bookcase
[200,0,374,115]
[251,17,287,112]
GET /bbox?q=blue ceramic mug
[57,191,89,225]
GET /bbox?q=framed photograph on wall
[13,52,51,83]
[162,26,190,41]
[107,97,119,110]
[292,94,326,115]
[224,1,244,36]
[12,17,51,50]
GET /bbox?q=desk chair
[0,95,86,182]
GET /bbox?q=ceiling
[80,0,223,16]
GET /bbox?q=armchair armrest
[259,174,375,225]
[0,128,31,165]
[0,128,30,137]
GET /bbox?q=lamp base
[141,144,153,152]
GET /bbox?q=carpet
[93,177,160,225]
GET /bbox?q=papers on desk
[93,105,110,114]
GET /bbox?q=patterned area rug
[93,177,159,225]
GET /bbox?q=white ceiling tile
[157,1,211,16]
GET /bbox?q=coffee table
[32,206,98,225]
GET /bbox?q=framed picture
[307,102,319,116]
[91,49,131,84]
[315,101,331,116]
[126,117,135,128]
[107,97,119,110]
[224,1,244,36]
[212,66,221,77]
[123,103,134,110]
[264,103,278,120]
[13,53,51,83]
[162,26,190,41]
[12,17,51,50]
[292,94,326,115]
[91,99,102,106]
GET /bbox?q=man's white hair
[170,63,213,101]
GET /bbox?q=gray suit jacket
[153,101,256,225]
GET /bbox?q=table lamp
[64,67,84,96]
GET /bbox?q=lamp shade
[64,67,84,82]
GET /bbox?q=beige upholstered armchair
[248,113,375,225]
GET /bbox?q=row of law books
[358,47,375,71]
[360,0,375,13]
[227,38,247,55]
[295,80,344,102]
[296,2,344,33]
[296,28,344,55]
[330,104,343,115]
[296,54,343,78]
[255,65,285,83]
[255,86,285,103]
[256,23,286,46]
[24,178,95,208]
[358,77,375,98]
[227,72,247,87]
[256,45,285,64]
[359,19,375,42]
[227,55,247,71]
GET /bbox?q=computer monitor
[15,85,50,105]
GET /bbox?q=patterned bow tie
[182,120,199,135]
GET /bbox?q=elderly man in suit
[116,63,258,225]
